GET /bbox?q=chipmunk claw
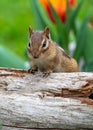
[43,70,52,78]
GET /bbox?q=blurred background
[0,0,93,71]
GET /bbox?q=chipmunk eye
[28,42,30,47]
[42,40,46,48]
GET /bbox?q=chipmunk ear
[29,26,33,37]
[43,27,50,39]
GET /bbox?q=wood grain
[0,68,93,130]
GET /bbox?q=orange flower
[39,0,76,23]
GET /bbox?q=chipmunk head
[27,26,50,59]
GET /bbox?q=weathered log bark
[0,68,93,130]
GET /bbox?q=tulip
[39,0,76,23]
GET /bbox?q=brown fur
[27,27,79,73]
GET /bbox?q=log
[0,68,93,130]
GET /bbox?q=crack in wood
[0,73,26,77]
[0,68,28,77]
[3,124,37,129]
[38,80,93,98]
[80,98,93,107]
[3,124,64,130]
[3,124,65,130]
[0,68,27,73]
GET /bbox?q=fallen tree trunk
[0,68,93,130]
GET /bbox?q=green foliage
[66,0,83,34]
[83,60,93,72]
[73,16,89,61]
[0,0,33,58]
[0,0,36,69]
[83,27,93,63]
[30,0,46,29]
[0,45,26,69]
[83,26,93,71]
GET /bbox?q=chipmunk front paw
[28,65,38,74]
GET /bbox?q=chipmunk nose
[33,53,39,59]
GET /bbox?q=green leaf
[83,26,93,63]
[66,0,83,33]
[35,1,52,27]
[30,0,46,29]
[83,60,93,72]
[73,16,89,62]
[0,46,26,69]
[48,1,68,51]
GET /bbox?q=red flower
[39,0,76,23]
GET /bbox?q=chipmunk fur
[27,27,79,75]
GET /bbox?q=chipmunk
[27,26,79,76]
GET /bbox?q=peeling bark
[0,68,93,130]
